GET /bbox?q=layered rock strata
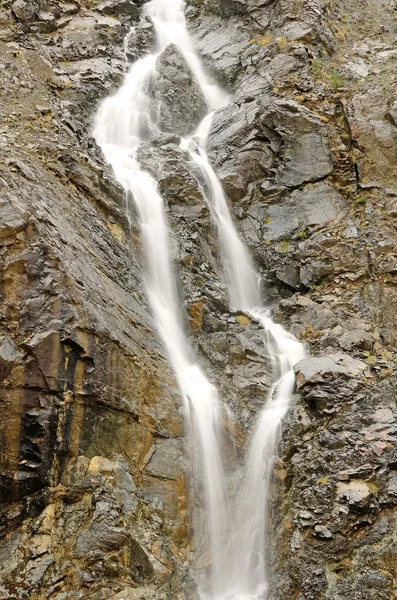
[0,0,396,599]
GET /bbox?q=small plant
[330,70,345,93]
[299,323,322,340]
[250,33,272,46]
[295,217,309,240]
[364,353,377,365]
[296,229,309,241]
[310,57,326,79]
[277,239,290,253]
[355,195,366,205]
[277,37,288,51]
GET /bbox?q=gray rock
[277,131,333,187]
[12,0,39,23]
[299,261,333,287]
[26,555,54,586]
[190,16,250,85]
[125,17,156,61]
[145,438,182,480]
[0,193,28,238]
[387,475,397,498]
[137,143,207,217]
[149,44,208,136]
[263,182,345,242]
[207,99,278,199]
[206,0,247,17]
[283,22,313,42]
[339,329,373,351]
[208,99,334,203]
[277,264,301,290]
[97,0,140,21]
[75,502,128,562]
[313,524,332,538]
[336,480,373,507]
[294,353,367,387]
[385,99,397,127]
[128,539,154,582]
[0,336,23,365]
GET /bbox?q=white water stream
[94,1,304,598]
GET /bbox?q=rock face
[0,2,192,599]
[125,16,156,62]
[1,0,397,599]
[149,43,209,136]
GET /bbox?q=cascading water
[186,120,305,599]
[94,3,228,596]
[94,1,305,598]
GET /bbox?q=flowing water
[94,0,304,598]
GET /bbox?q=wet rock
[12,0,39,23]
[208,99,334,202]
[207,98,278,198]
[313,524,332,539]
[125,16,156,61]
[189,15,250,86]
[2,0,397,598]
[263,182,345,242]
[145,438,182,480]
[206,0,247,18]
[294,353,367,387]
[97,0,140,22]
[277,131,333,187]
[336,480,374,508]
[137,142,206,217]
[149,43,208,136]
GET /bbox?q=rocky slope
[0,0,396,599]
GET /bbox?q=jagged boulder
[148,43,208,136]
[97,0,140,21]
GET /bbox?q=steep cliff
[0,0,396,599]
[0,2,190,599]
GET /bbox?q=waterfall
[185,117,305,599]
[94,1,305,598]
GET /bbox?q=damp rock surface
[0,0,397,599]
[148,43,209,136]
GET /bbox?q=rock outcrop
[1,0,397,599]
[148,43,209,137]
[183,1,397,596]
[0,1,192,599]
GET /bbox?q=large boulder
[148,43,208,137]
